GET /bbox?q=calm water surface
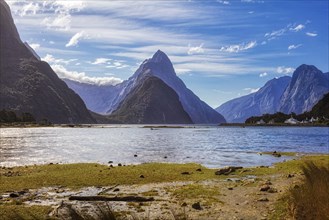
[0,126,328,168]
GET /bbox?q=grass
[269,159,329,220]
[1,155,328,193]
[0,204,53,220]
[172,184,222,205]
[287,162,329,219]
[0,163,215,193]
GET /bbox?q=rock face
[107,76,193,124]
[279,65,329,114]
[0,0,95,123]
[216,76,291,123]
[65,50,226,124]
[216,64,329,123]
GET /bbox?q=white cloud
[65,31,86,47]
[289,24,305,32]
[29,43,40,50]
[42,14,71,30]
[49,41,55,44]
[306,32,318,37]
[42,54,77,65]
[288,44,302,50]
[217,0,230,5]
[187,43,205,55]
[51,64,122,86]
[264,28,286,40]
[91,58,112,65]
[259,72,268,77]
[19,2,40,16]
[244,87,260,93]
[277,66,295,74]
[220,41,257,53]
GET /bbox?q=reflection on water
[0,126,328,167]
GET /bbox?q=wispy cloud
[306,32,318,37]
[289,24,305,32]
[259,72,268,77]
[51,64,122,86]
[91,58,112,65]
[288,44,302,50]
[244,87,260,93]
[217,0,230,5]
[187,43,205,55]
[277,66,295,74]
[42,54,77,65]
[220,41,257,53]
[65,31,86,47]
[29,43,40,50]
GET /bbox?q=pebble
[192,202,202,210]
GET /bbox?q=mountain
[279,65,329,114]
[63,79,120,114]
[216,76,291,123]
[107,76,193,124]
[307,92,329,118]
[0,0,95,124]
[216,64,329,123]
[65,50,226,124]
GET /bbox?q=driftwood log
[69,195,154,202]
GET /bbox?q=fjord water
[0,126,328,168]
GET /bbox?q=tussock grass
[288,162,329,219]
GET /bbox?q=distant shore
[219,122,329,127]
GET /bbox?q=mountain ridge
[216,64,329,123]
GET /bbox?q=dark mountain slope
[107,76,193,124]
[0,0,95,123]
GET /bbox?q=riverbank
[0,154,328,219]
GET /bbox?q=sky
[6,0,329,108]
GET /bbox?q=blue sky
[7,0,329,107]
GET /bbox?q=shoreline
[1,154,328,219]
[1,122,329,128]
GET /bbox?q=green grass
[0,204,53,220]
[0,163,216,193]
[1,155,328,193]
[172,184,222,205]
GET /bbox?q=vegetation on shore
[1,154,328,219]
[245,92,329,125]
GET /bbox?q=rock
[267,188,278,193]
[181,202,187,207]
[181,172,190,175]
[113,188,120,192]
[228,187,234,190]
[18,190,28,195]
[118,163,122,167]
[215,166,243,175]
[192,202,202,210]
[287,174,294,178]
[140,175,145,178]
[272,151,281,157]
[196,168,202,172]
[260,185,271,192]
[258,197,269,202]
[9,193,19,198]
